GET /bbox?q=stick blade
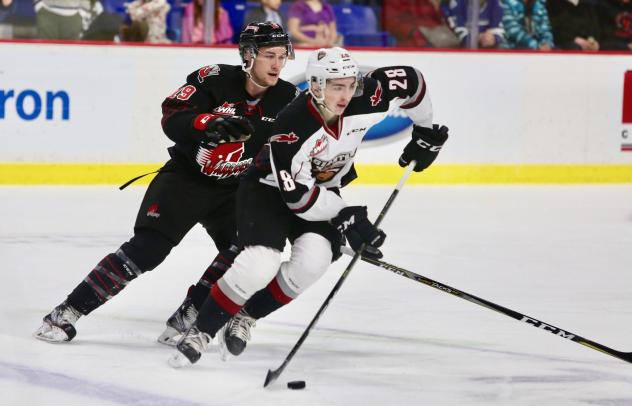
[263,368,281,388]
[612,350,632,364]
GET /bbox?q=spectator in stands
[287,0,340,47]
[442,0,505,48]
[384,0,459,48]
[0,0,15,39]
[34,0,83,40]
[0,0,14,20]
[182,0,233,44]
[120,19,149,42]
[79,0,102,35]
[243,0,284,28]
[547,0,601,51]
[82,1,124,41]
[501,0,554,50]
[599,0,632,50]
[0,0,15,23]
[125,0,170,43]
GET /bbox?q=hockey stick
[340,246,632,364]
[263,162,417,387]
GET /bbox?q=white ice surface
[2,185,632,405]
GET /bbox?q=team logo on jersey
[197,65,220,83]
[311,150,356,182]
[312,151,355,171]
[370,83,382,106]
[310,136,328,156]
[270,132,299,143]
[146,203,160,218]
[213,102,237,116]
[196,143,252,179]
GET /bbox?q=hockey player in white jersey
[169,47,450,367]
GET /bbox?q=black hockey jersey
[161,64,298,185]
[255,66,433,221]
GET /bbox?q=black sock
[67,281,103,315]
[244,286,285,320]
[196,296,234,337]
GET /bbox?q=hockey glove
[202,116,255,148]
[399,124,449,172]
[331,206,386,259]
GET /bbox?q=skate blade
[157,326,182,347]
[33,325,70,343]
[216,332,231,362]
[217,346,230,362]
[168,352,193,369]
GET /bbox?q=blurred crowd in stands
[0,0,630,51]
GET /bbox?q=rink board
[1,163,632,185]
[1,41,631,183]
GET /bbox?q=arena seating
[221,0,247,43]
[333,4,393,47]
[14,0,393,46]
[10,0,36,24]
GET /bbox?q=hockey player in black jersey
[34,22,299,344]
[169,47,450,367]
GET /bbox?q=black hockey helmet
[239,21,295,69]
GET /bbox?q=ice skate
[157,296,198,346]
[33,301,82,343]
[168,326,211,368]
[217,309,256,361]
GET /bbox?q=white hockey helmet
[305,47,363,102]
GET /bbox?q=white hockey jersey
[252,66,433,222]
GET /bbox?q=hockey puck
[287,380,306,390]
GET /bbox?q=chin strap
[242,55,270,90]
[314,100,338,122]
[309,85,338,121]
[247,73,270,90]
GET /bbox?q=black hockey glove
[331,206,386,259]
[202,115,255,148]
[399,124,449,172]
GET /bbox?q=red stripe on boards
[624,71,632,124]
